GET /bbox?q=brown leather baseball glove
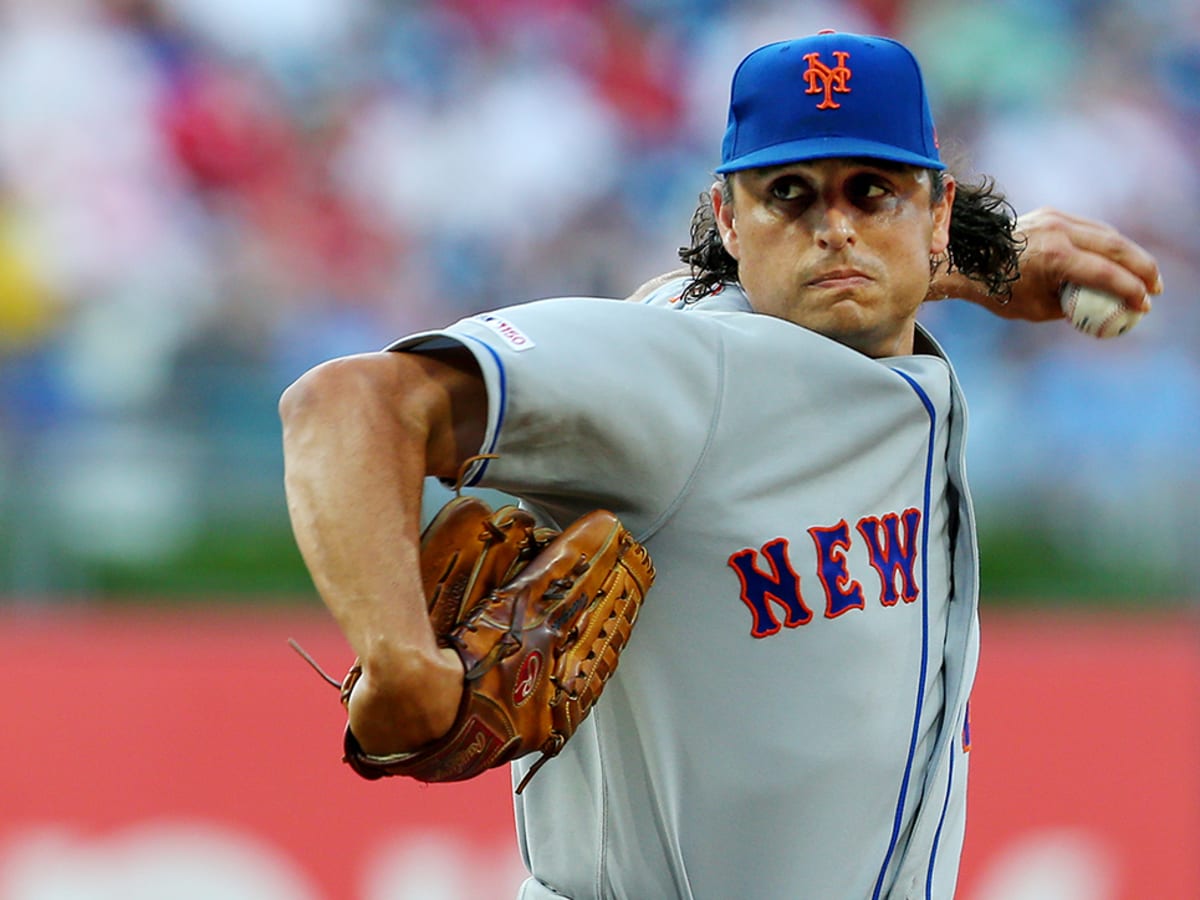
[338,494,655,793]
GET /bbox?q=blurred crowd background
[0,0,1196,602]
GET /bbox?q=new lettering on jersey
[729,509,923,639]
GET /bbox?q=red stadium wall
[0,606,1196,899]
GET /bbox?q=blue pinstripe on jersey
[872,368,937,899]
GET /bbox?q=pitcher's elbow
[279,354,386,427]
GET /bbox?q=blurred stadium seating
[0,0,1196,600]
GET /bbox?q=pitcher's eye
[769,178,810,202]
[849,175,894,203]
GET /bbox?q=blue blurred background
[0,0,1196,603]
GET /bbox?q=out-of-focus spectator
[0,188,59,353]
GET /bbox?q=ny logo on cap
[803,50,851,110]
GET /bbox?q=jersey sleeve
[390,297,725,530]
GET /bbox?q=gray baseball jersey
[391,280,980,900]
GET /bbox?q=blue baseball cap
[716,31,944,174]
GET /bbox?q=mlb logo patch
[472,314,535,351]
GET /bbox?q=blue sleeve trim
[456,333,508,488]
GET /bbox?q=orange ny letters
[803,51,851,110]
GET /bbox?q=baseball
[1059,283,1144,339]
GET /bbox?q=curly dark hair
[677,169,1022,304]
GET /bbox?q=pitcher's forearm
[280,348,488,750]
[281,353,439,665]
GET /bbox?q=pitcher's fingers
[1017,208,1163,310]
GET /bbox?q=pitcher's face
[714,158,955,358]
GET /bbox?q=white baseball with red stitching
[1060,283,1144,339]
